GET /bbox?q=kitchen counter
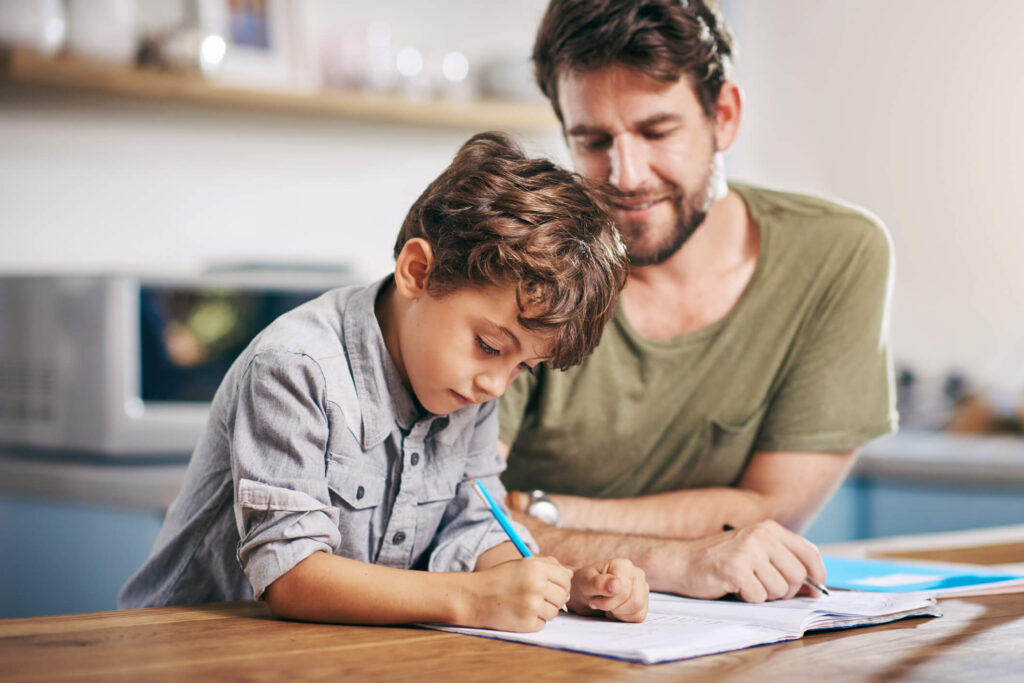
[0,447,188,512]
[855,430,1024,486]
[2,430,1024,514]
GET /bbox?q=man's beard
[605,152,722,267]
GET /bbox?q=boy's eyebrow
[485,318,522,351]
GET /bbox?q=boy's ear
[394,238,434,300]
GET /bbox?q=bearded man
[498,0,896,603]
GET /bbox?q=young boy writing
[119,132,648,632]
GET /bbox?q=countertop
[3,430,1024,512]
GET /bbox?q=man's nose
[608,137,648,194]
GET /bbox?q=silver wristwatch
[525,489,562,527]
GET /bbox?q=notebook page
[649,593,811,632]
[650,591,939,631]
[427,611,795,664]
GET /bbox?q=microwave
[0,270,361,457]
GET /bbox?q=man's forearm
[513,511,828,603]
[518,450,857,539]
[550,487,771,540]
[512,510,682,593]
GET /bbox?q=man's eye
[579,136,611,152]
[476,337,499,356]
[518,362,536,376]
[644,129,672,140]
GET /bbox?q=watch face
[528,499,561,527]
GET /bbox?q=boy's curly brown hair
[394,132,627,370]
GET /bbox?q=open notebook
[424,591,940,664]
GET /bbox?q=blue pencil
[472,479,533,557]
[473,479,566,612]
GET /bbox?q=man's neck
[620,188,759,340]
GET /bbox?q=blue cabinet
[0,495,163,618]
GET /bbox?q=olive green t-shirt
[499,183,897,498]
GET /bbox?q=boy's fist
[466,556,572,633]
[569,557,648,622]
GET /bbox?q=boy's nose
[473,370,504,402]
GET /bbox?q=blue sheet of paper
[824,556,1024,594]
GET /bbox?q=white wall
[0,0,559,283]
[724,0,1024,387]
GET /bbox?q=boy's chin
[414,391,463,416]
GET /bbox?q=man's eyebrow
[637,112,682,128]
[567,123,608,137]
[567,113,682,137]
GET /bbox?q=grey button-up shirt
[119,276,535,608]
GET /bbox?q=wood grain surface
[3,534,1024,682]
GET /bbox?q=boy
[119,132,648,632]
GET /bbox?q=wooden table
[4,527,1024,682]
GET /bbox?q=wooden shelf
[0,47,558,131]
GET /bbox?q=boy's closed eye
[475,336,536,375]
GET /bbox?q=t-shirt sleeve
[754,216,898,452]
[498,371,538,446]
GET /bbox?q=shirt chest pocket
[410,454,468,557]
[688,404,769,488]
[417,454,465,506]
[326,452,385,562]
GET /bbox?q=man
[498,0,896,603]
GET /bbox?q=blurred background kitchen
[1,0,1023,617]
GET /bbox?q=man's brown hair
[533,0,734,122]
[394,131,627,370]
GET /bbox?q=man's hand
[513,510,826,603]
[676,520,826,603]
[568,557,649,622]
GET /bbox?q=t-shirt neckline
[613,182,769,350]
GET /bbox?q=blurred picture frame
[198,0,295,89]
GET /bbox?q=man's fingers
[779,532,826,586]
[754,562,790,602]
[736,574,769,604]
[769,544,813,599]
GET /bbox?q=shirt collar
[342,274,483,449]
[343,275,420,448]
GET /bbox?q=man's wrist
[507,489,562,527]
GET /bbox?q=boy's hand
[463,556,572,633]
[569,557,649,622]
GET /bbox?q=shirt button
[410,452,420,466]
[392,531,406,545]
[356,486,365,500]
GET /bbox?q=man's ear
[394,238,434,300]
[713,81,743,152]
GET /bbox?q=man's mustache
[594,182,683,204]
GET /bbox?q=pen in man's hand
[721,523,830,596]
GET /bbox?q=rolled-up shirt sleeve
[427,400,538,573]
[228,350,341,598]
